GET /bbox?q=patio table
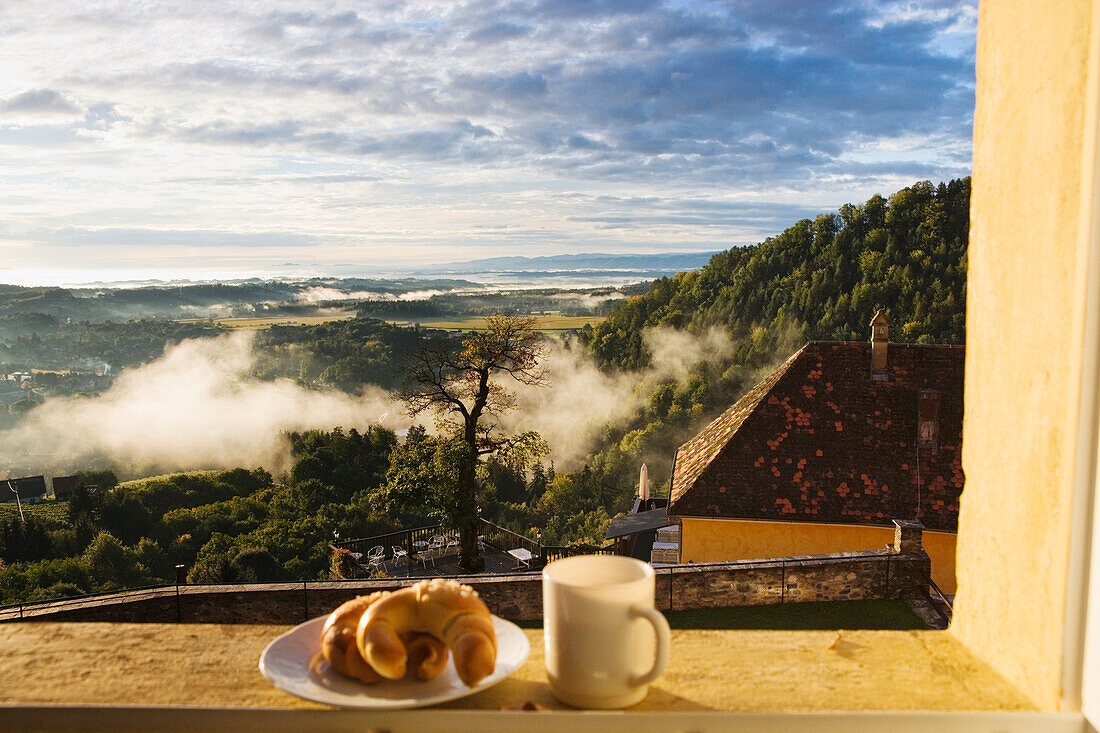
[507,548,533,569]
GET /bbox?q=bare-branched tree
[397,315,549,571]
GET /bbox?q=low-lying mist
[0,327,733,479]
[0,333,400,478]
[296,286,446,303]
[504,327,732,467]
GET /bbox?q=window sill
[0,621,1066,731]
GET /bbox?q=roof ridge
[807,340,964,349]
[668,344,808,505]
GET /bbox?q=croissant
[321,593,449,683]
[357,579,497,686]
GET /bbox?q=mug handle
[629,606,671,687]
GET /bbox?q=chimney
[870,309,889,381]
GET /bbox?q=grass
[664,600,927,630]
[515,600,927,630]
[174,313,603,331]
[388,315,606,331]
[176,314,356,329]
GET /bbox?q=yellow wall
[951,0,1100,710]
[921,530,957,596]
[680,518,957,594]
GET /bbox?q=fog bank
[505,327,732,467]
[1,327,733,478]
[0,333,400,477]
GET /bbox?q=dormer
[870,309,889,381]
[918,389,942,447]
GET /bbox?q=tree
[0,514,52,564]
[397,315,549,571]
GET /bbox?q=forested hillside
[585,178,968,371]
[0,179,972,603]
[537,179,971,543]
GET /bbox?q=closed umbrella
[639,463,649,501]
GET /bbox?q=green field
[177,313,356,329]
[388,315,606,332]
[175,313,603,332]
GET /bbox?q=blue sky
[0,0,976,284]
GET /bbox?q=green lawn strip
[513,600,926,630]
[663,599,926,630]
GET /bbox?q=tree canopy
[397,315,550,569]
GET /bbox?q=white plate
[258,614,530,709]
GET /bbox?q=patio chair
[445,535,460,557]
[390,546,409,569]
[415,546,436,568]
[429,535,446,559]
[367,545,386,573]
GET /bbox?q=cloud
[0,89,81,115]
[0,326,735,476]
[465,22,530,44]
[42,227,326,249]
[0,0,977,276]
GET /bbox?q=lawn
[664,600,927,630]
[515,600,927,630]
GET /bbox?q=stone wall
[3,521,931,624]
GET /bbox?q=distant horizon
[0,248,722,288]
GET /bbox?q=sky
[0,0,976,285]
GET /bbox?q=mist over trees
[546,178,970,542]
[585,178,969,371]
[0,178,971,604]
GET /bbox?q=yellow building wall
[921,530,957,597]
[951,0,1100,710]
[679,518,957,594]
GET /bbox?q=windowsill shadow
[436,678,715,712]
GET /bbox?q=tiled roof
[604,507,672,540]
[670,348,804,504]
[668,341,965,532]
[3,475,47,501]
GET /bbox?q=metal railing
[0,583,174,622]
[924,573,953,626]
[0,547,932,623]
[476,518,540,558]
[336,524,456,576]
[336,519,621,573]
[541,542,617,565]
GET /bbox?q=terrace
[332,519,615,578]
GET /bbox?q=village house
[51,475,78,500]
[3,475,48,504]
[662,311,963,593]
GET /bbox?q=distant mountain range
[412,252,719,275]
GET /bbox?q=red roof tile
[668,341,965,532]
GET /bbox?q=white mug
[542,555,671,709]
